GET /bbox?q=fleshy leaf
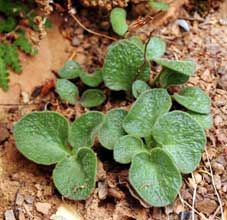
[158,68,190,88]
[80,68,103,87]
[151,111,206,173]
[0,58,9,91]
[114,135,147,164]
[13,111,70,165]
[58,60,82,79]
[53,148,97,200]
[188,111,213,129]
[102,38,150,92]
[129,149,181,207]
[56,79,79,105]
[123,89,172,137]
[132,80,150,98]
[154,59,196,76]
[80,89,106,108]
[69,111,104,152]
[173,86,211,114]
[127,37,144,50]
[146,37,166,60]
[98,109,127,150]
[148,0,169,11]
[110,7,128,36]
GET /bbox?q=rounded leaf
[151,111,206,173]
[123,89,172,137]
[154,59,196,76]
[69,111,104,152]
[80,69,103,87]
[103,38,150,92]
[173,86,211,114]
[148,0,169,11]
[98,108,127,150]
[53,148,97,200]
[132,80,150,98]
[159,68,190,88]
[188,111,213,129]
[56,79,79,105]
[80,89,106,108]
[114,135,147,164]
[129,149,182,207]
[146,37,166,60]
[110,8,128,36]
[58,60,82,79]
[13,111,70,165]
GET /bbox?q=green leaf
[13,111,70,165]
[80,89,106,108]
[144,135,157,149]
[123,89,172,137]
[146,37,166,60]
[129,148,181,207]
[173,86,211,114]
[0,0,29,17]
[132,80,150,98]
[154,59,196,76]
[0,17,17,33]
[110,7,128,36]
[98,108,127,150]
[148,0,169,11]
[159,68,190,88]
[127,37,144,50]
[58,60,82,79]
[14,34,38,55]
[3,44,21,73]
[69,111,104,152]
[188,111,213,129]
[114,135,147,164]
[56,79,79,105]
[53,148,97,200]
[151,111,206,173]
[103,38,150,92]
[80,68,103,87]
[0,58,9,91]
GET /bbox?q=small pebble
[35,202,52,215]
[25,195,34,204]
[178,211,191,220]
[176,19,190,32]
[72,36,81,46]
[15,193,24,206]
[4,210,16,220]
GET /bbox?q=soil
[0,1,227,220]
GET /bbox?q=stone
[15,192,24,206]
[35,202,52,215]
[4,210,16,220]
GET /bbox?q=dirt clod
[0,126,9,144]
[195,198,218,215]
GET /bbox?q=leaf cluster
[13,36,212,207]
[55,61,105,107]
